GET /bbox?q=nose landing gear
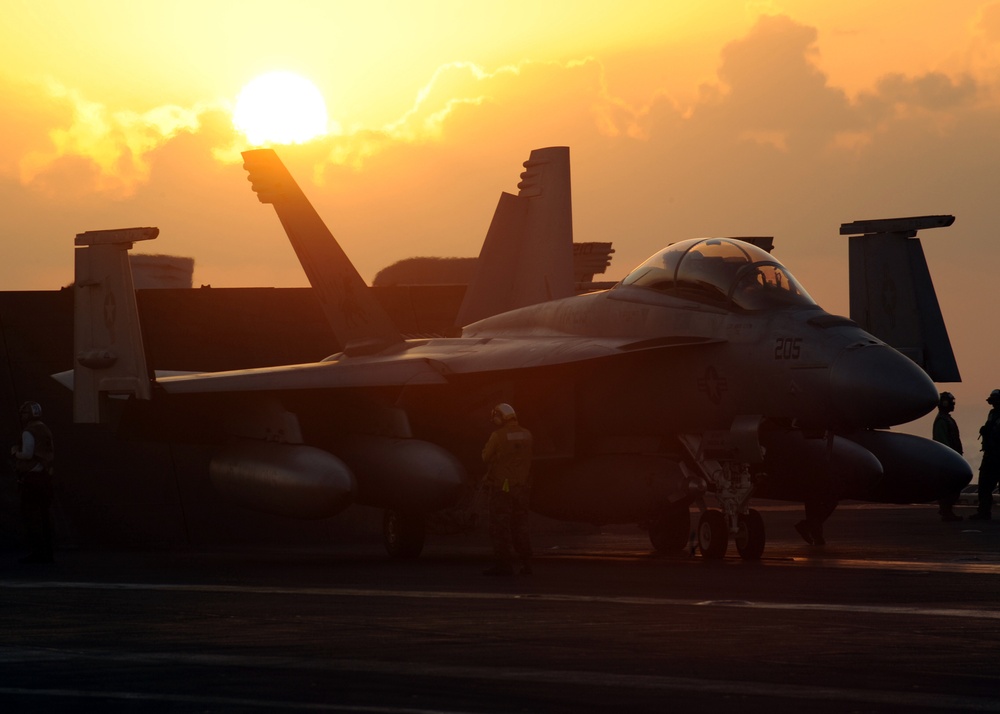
[695,460,765,560]
[682,418,768,561]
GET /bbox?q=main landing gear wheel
[649,507,691,554]
[734,508,765,561]
[697,510,728,560]
[383,510,426,560]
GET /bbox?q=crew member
[481,403,533,576]
[11,401,55,563]
[932,391,964,521]
[795,434,839,546]
[971,389,1000,521]
[795,497,837,547]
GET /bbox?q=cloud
[0,74,72,176]
[3,10,996,238]
[288,10,999,276]
[865,72,979,112]
[12,79,227,199]
[319,62,506,170]
[691,15,857,153]
[17,11,985,205]
[610,14,988,163]
[320,58,610,172]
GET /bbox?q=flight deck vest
[482,422,533,491]
[20,420,54,473]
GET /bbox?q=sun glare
[233,71,329,145]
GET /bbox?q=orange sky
[2,0,999,450]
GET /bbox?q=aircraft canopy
[620,238,816,311]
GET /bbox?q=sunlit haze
[3,0,1000,446]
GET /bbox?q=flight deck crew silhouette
[10,401,55,563]
[795,431,840,546]
[933,391,964,521]
[481,403,533,576]
[971,389,1000,521]
[795,497,836,546]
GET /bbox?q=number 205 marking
[774,337,802,359]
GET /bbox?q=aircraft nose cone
[830,344,938,428]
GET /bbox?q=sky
[2,0,999,455]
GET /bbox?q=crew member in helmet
[932,391,964,521]
[481,403,533,576]
[10,401,55,563]
[971,389,1000,521]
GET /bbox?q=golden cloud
[7,11,997,203]
[15,79,226,199]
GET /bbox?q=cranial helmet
[491,403,517,426]
[19,401,42,422]
[989,389,1000,406]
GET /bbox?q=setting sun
[233,71,329,145]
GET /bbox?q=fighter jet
[69,147,972,560]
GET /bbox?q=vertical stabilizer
[241,149,403,355]
[842,215,960,382]
[73,227,157,423]
[456,146,575,326]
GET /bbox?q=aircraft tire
[735,509,765,560]
[383,509,426,560]
[697,510,728,559]
[648,506,691,553]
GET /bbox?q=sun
[233,71,329,145]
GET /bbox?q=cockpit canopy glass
[620,238,816,311]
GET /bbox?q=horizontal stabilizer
[242,149,403,355]
[842,215,960,382]
[457,147,575,326]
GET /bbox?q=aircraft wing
[156,356,449,393]
[154,335,723,395]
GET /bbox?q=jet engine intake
[210,441,355,519]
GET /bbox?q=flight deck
[2,503,999,713]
